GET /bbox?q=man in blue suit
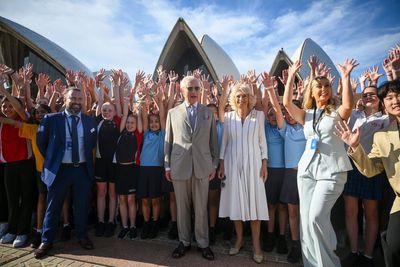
[34,87,97,259]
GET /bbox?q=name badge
[310,138,318,150]
[67,141,72,150]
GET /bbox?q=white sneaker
[13,235,28,247]
[0,223,8,238]
[0,233,16,244]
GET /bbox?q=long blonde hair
[303,76,336,114]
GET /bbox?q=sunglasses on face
[186,86,201,92]
[362,93,377,98]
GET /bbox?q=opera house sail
[153,18,240,84]
[0,16,92,82]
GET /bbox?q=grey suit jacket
[164,103,219,180]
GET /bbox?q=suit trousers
[382,211,400,267]
[298,164,346,267]
[42,164,92,243]
[173,175,209,248]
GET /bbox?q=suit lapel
[58,112,66,145]
[387,120,400,150]
[178,103,191,130]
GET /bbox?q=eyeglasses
[362,93,377,98]
[186,86,201,92]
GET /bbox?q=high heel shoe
[229,241,244,255]
[253,254,263,264]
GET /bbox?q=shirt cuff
[165,167,171,171]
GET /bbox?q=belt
[61,162,87,168]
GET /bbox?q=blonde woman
[218,83,268,264]
[283,58,358,267]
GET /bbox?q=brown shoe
[34,242,52,259]
[78,238,94,250]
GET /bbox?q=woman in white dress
[218,83,268,264]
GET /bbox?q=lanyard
[312,107,325,137]
[64,113,80,138]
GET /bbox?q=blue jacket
[37,112,97,186]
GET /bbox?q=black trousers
[4,159,36,235]
[0,164,8,222]
[383,210,400,267]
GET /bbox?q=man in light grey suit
[165,75,219,260]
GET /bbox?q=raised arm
[337,59,358,120]
[218,75,231,123]
[262,72,285,129]
[283,60,305,125]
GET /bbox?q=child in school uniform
[137,90,166,239]
[94,85,122,237]
[115,99,143,239]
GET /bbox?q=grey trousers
[298,170,347,267]
[172,175,209,248]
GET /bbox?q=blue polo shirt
[279,121,306,168]
[216,120,223,147]
[265,122,285,168]
[140,129,165,167]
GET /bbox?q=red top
[0,117,33,163]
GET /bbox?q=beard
[67,103,82,114]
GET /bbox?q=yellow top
[19,123,44,172]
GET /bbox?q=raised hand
[35,73,50,89]
[0,64,14,76]
[317,62,331,77]
[350,78,358,93]
[65,70,76,86]
[327,72,336,86]
[288,60,302,76]
[201,74,210,90]
[334,120,360,149]
[337,59,359,77]
[95,68,106,87]
[247,69,258,84]
[168,70,178,83]
[134,70,146,88]
[367,66,384,85]
[308,55,319,75]
[261,71,276,90]
[278,69,288,86]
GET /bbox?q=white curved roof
[292,38,340,92]
[201,35,240,81]
[0,16,92,77]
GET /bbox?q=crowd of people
[0,42,399,267]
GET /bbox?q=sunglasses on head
[186,86,201,92]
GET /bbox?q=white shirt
[62,110,86,163]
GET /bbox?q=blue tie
[71,115,79,164]
[189,105,196,129]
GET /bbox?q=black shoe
[31,231,42,249]
[78,238,94,250]
[341,252,360,267]
[287,241,301,263]
[141,221,151,239]
[209,227,216,245]
[358,254,374,267]
[117,227,129,239]
[149,221,159,239]
[128,227,137,239]
[168,221,178,240]
[103,222,116,238]
[172,242,191,258]
[198,246,214,260]
[276,235,288,254]
[262,232,276,252]
[34,242,52,259]
[95,222,105,237]
[60,225,71,241]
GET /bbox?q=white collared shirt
[62,110,86,163]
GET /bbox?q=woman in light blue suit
[282,57,358,267]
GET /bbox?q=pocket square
[90,128,95,133]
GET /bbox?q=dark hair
[292,99,302,108]
[1,95,23,105]
[377,79,400,102]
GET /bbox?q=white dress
[219,109,269,221]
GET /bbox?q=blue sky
[0,0,399,83]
